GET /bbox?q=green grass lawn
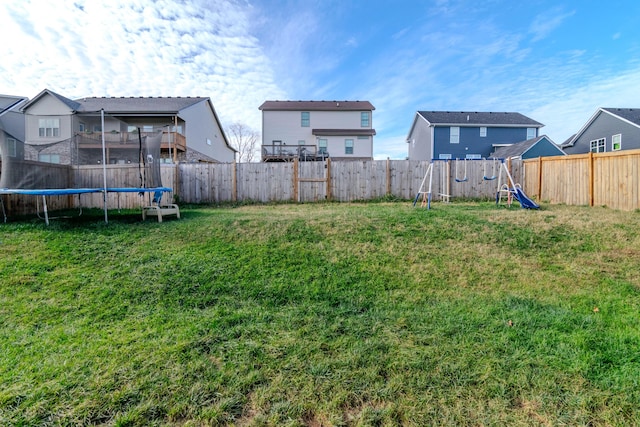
[1,202,640,426]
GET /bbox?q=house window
[298,140,305,145]
[318,138,328,154]
[38,118,60,137]
[590,138,606,153]
[5,138,17,157]
[143,125,154,132]
[128,125,137,133]
[345,139,354,155]
[612,134,622,151]
[361,112,370,127]
[301,112,310,127]
[526,128,536,139]
[450,127,460,144]
[79,123,86,132]
[439,153,452,160]
[466,154,482,159]
[480,127,487,137]
[38,153,61,164]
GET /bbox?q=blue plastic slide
[513,188,540,209]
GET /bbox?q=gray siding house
[492,135,565,160]
[259,100,376,161]
[0,95,27,167]
[19,89,236,164]
[562,108,640,155]
[406,111,544,160]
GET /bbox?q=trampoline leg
[42,195,49,226]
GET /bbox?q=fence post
[386,157,391,196]
[293,157,299,202]
[589,152,594,206]
[326,158,332,201]
[537,156,542,201]
[232,160,237,202]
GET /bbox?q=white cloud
[529,7,575,42]
[0,0,284,132]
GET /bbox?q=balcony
[262,144,329,162]
[76,131,186,152]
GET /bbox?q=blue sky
[2,0,640,159]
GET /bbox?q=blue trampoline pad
[0,188,103,196]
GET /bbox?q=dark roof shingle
[417,111,543,127]
[75,96,206,113]
[602,108,640,126]
[260,100,375,111]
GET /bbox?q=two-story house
[406,111,544,160]
[562,108,640,155]
[259,100,376,161]
[0,95,27,163]
[18,89,236,165]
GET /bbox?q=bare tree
[226,122,260,163]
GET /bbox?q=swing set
[413,158,539,210]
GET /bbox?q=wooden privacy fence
[3,159,525,215]
[174,158,523,204]
[523,149,640,211]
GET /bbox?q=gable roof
[417,111,543,127]
[601,108,640,126]
[75,96,207,114]
[0,95,27,117]
[259,100,375,111]
[562,108,640,148]
[20,89,81,112]
[492,135,564,158]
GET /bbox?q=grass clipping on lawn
[1,202,640,426]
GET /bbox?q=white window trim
[450,127,460,144]
[480,127,487,137]
[361,112,370,127]
[301,112,310,127]
[439,153,452,160]
[590,138,606,153]
[612,134,622,151]
[318,138,328,153]
[527,128,536,139]
[38,118,60,137]
[345,138,354,155]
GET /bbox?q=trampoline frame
[0,187,173,225]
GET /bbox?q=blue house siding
[524,140,563,158]
[434,126,535,159]
[564,110,640,154]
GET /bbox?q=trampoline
[0,110,177,224]
[0,187,173,225]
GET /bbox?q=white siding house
[259,100,376,161]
